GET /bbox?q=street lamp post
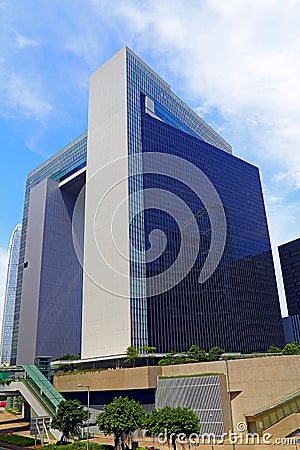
[77,384,90,450]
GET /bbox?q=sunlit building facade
[279,237,300,316]
[0,224,21,364]
[13,47,285,364]
[82,47,284,357]
[11,135,87,365]
[279,237,300,344]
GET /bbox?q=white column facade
[82,48,131,358]
[17,181,47,364]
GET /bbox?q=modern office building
[11,134,87,365]
[279,237,300,316]
[13,47,284,364]
[0,224,21,364]
[279,237,300,343]
[283,315,300,344]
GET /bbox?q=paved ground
[1,409,298,450]
[0,410,29,435]
[0,409,44,448]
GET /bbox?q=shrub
[282,341,300,355]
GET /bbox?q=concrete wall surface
[160,355,300,431]
[53,355,300,438]
[54,366,162,392]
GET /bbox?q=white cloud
[274,168,300,190]
[89,0,300,169]
[15,32,41,49]
[264,198,300,316]
[9,73,52,119]
[0,0,8,11]
[0,70,52,122]
[0,21,51,123]
[89,0,300,310]
[0,0,299,316]
[64,29,104,68]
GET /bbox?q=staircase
[0,365,65,440]
[21,365,64,415]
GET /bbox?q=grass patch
[0,379,12,385]
[0,433,39,447]
[45,444,113,450]
[158,373,221,379]
[55,368,106,377]
[6,408,22,415]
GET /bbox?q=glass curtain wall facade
[11,133,87,365]
[140,101,284,353]
[124,48,284,353]
[279,238,300,316]
[279,238,300,344]
[0,224,22,364]
[125,49,232,350]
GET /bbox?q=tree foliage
[158,345,225,366]
[266,345,282,353]
[51,400,88,443]
[265,342,300,355]
[125,346,139,367]
[146,406,200,450]
[208,346,224,361]
[139,346,156,366]
[139,345,156,354]
[96,396,146,450]
[55,354,81,373]
[58,353,81,360]
[185,345,208,362]
[282,341,300,355]
[158,352,188,366]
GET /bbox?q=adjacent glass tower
[14,47,285,364]
[142,102,284,353]
[82,47,284,358]
[279,238,300,344]
[279,237,300,316]
[11,134,87,365]
[0,224,21,364]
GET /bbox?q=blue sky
[0,0,299,316]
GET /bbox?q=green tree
[208,346,224,361]
[282,341,300,355]
[158,352,187,366]
[58,353,81,360]
[96,396,146,450]
[146,405,200,450]
[51,400,88,443]
[54,353,81,372]
[266,345,282,353]
[185,345,208,362]
[125,346,139,368]
[139,346,156,366]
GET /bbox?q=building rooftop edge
[278,236,300,249]
[27,131,88,179]
[125,46,171,89]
